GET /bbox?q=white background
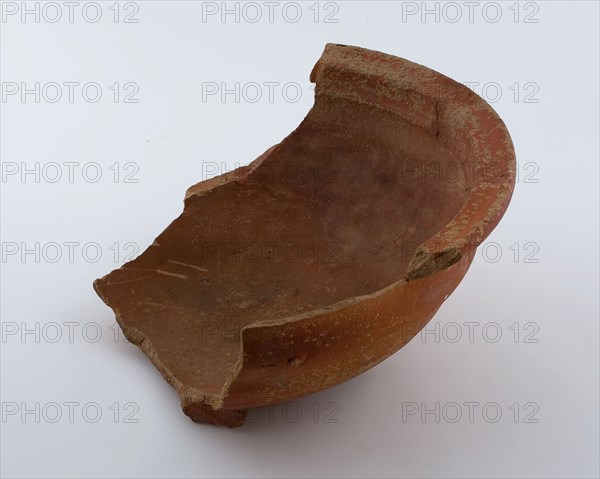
[1,1,599,478]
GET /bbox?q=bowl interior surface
[100,94,470,394]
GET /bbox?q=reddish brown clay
[94,44,516,427]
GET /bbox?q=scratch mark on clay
[167,260,209,272]
[156,269,188,279]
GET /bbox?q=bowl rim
[308,43,517,281]
[242,43,517,331]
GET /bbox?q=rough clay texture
[94,44,516,428]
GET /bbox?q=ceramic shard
[94,44,516,427]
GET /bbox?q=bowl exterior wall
[197,249,475,414]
